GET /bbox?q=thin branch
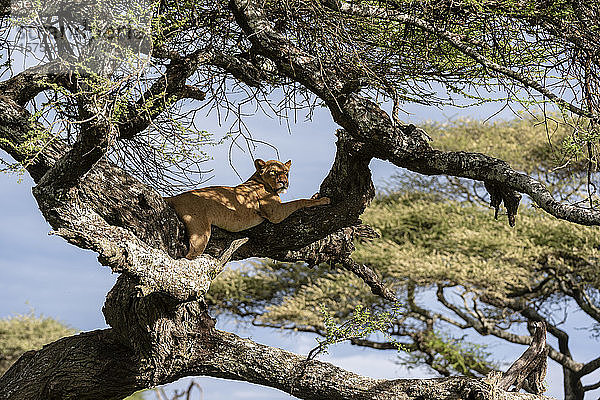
[322,0,596,120]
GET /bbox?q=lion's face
[255,159,292,194]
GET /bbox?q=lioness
[165,159,330,259]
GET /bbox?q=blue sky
[1,97,594,399]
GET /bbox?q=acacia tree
[0,0,599,399]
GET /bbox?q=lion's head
[254,159,292,194]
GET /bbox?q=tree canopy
[1,0,600,399]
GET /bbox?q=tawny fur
[165,159,330,259]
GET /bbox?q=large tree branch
[498,322,548,394]
[403,150,600,226]
[230,0,600,227]
[1,92,381,299]
[0,326,548,400]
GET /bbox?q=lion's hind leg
[185,215,212,260]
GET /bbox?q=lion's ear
[254,159,266,170]
[284,160,292,169]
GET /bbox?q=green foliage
[562,124,600,161]
[310,303,405,359]
[0,312,76,375]
[2,0,222,191]
[403,331,494,377]
[354,191,600,294]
